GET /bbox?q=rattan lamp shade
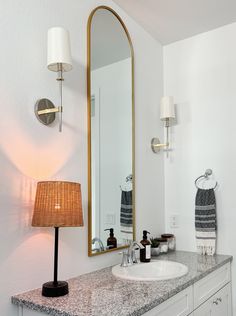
[32,181,83,227]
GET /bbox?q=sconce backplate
[151,137,161,153]
[35,98,56,126]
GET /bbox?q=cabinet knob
[213,297,222,305]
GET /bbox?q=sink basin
[112,260,188,281]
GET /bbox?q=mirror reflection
[88,7,135,256]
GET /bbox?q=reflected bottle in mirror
[105,228,117,249]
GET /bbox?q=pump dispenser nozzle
[104,228,114,237]
[143,230,150,240]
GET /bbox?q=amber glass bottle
[140,230,151,262]
[104,228,117,249]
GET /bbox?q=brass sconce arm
[37,106,62,115]
[35,98,63,128]
[151,138,169,153]
[35,68,64,132]
[151,120,171,153]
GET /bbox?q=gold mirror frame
[87,6,135,256]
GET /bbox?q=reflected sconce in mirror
[35,27,73,132]
[151,96,175,153]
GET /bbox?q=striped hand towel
[120,190,133,244]
[195,188,217,256]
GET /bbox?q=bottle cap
[143,230,150,239]
[161,234,174,239]
[156,237,168,242]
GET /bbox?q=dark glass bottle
[140,230,151,262]
[104,228,117,249]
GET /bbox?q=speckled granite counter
[12,251,232,316]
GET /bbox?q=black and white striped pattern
[195,188,216,255]
[120,190,133,243]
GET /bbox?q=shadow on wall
[64,59,87,97]
[0,150,39,262]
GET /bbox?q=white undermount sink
[112,260,188,281]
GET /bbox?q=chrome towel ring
[195,169,218,189]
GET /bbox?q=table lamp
[32,181,83,297]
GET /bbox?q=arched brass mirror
[87,6,135,256]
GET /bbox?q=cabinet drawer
[193,283,232,316]
[20,307,43,316]
[143,286,193,316]
[194,262,230,309]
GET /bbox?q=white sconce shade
[160,96,175,120]
[47,27,73,72]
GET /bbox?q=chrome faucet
[120,241,144,267]
[92,237,105,252]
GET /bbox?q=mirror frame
[87,6,135,256]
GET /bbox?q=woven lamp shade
[32,181,83,227]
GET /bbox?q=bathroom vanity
[12,251,232,316]
[142,261,231,316]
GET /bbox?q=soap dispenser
[104,228,117,249]
[140,230,151,262]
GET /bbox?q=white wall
[0,1,164,315]
[164,22,236,314]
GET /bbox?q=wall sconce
[35,27,73,132]
[151,96,175,153]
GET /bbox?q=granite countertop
[12,251,232,316]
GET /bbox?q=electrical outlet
[169,214,179,228]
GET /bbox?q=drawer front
[210,283,232,316]
[21,307,45,316]
[194,262,231,309]
[143,286,193,316]
[194,283,232,316]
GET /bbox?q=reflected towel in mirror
[120,190,133,244]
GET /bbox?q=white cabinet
[18,308,43,316]
[194,283,232,316]
[143,286,193,316]
[193,262,230,309]
[143,262,231,316]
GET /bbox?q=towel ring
[195,169,218,189]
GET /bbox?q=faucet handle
[130,249,138,264]
[119,250,129,267]
[133,241,145,249]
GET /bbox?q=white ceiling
[113,0,236,44]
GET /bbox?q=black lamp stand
[42,227,68,297]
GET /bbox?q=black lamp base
[42,281,68,297]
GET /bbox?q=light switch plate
[106,214,116,225]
